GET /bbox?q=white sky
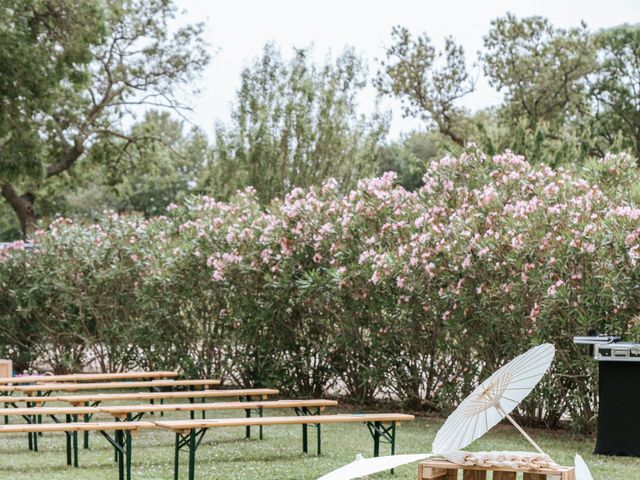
[173,0,640,139]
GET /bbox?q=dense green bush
[1,149,639,432]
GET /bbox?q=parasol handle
[496,405,546,456]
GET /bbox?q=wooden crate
[0,360,12,378]
[418,459,575,480]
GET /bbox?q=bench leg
[302,423,308,454]
[83,402,90,449]
[174,434,180,480]
[188,429,196,480]
[97,428,132,480]
[116,430,124,480]
[245,408,251,439]
[65,414,72,466]
[240,396,251,438]
[188,397,195,420]
[126,430,132,480]
[72,414,79,467]
[366,421,397,471]
[27,421,33,451]
[174,428,207,480]
[373,422,380,457]
[33,414,38,452]
[30,402,38,452]
[294,407,322,455]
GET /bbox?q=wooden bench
[0,370,178,384]
[100,398,338,439]
[0,405,101,452]
[418,459,576,480]
[58,388,279,406]
[155,413,415,480]
[57,388,279,450]
[0,420,154,480]
[0,379,218,437]
[0,398,334,451]
[0,378,220,394]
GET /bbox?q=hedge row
[1,149,639,431]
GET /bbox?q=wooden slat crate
[418,459,575,480]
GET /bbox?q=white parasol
[316,453,433,480]
[432,343,556,455]
[574,454,593,480]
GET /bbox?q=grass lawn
[0,403,637,479]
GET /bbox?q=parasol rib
[496,404,546,455]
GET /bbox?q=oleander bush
[1,149,640,432]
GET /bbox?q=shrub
[1,149,639,431]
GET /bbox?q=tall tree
[481,14,597,130]
[589,24,640,159]
[37,111,209,221]
[0,0,209,237]
[376,131,442,191]
[210,43,388,204]
[376,26,475,147]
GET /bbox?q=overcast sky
[173,0,639,138]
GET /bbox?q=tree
[376,26,475,147]
[38,111,209,221]
[209,43,388,204]
[112,112,209,216]
[0,0,105,235]
[376,131,442,190]
[481,14,597,130]
[0,0,209,237]
[589,24,640,159]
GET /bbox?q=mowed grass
[0,401,638,479]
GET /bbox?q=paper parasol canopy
[432,343,556,455]
[316,453,433,480]
[574,454,594,480]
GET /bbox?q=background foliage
[2,150,639,433]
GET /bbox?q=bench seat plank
[59,388,279,404]
[0,406,101,416]
[154,413,415,430]
[5,378,220,393]
[0,396,53,404]
[0,399,336,417]
[0,420,154,433]
[0,371,177,384]
[100,399,337,416]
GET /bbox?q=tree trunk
[1,183,36,239]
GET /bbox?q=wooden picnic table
[0,378,220,394]
[0,371,177,384]
[155,413,415,480]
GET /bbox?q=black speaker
[595,361,640,456]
